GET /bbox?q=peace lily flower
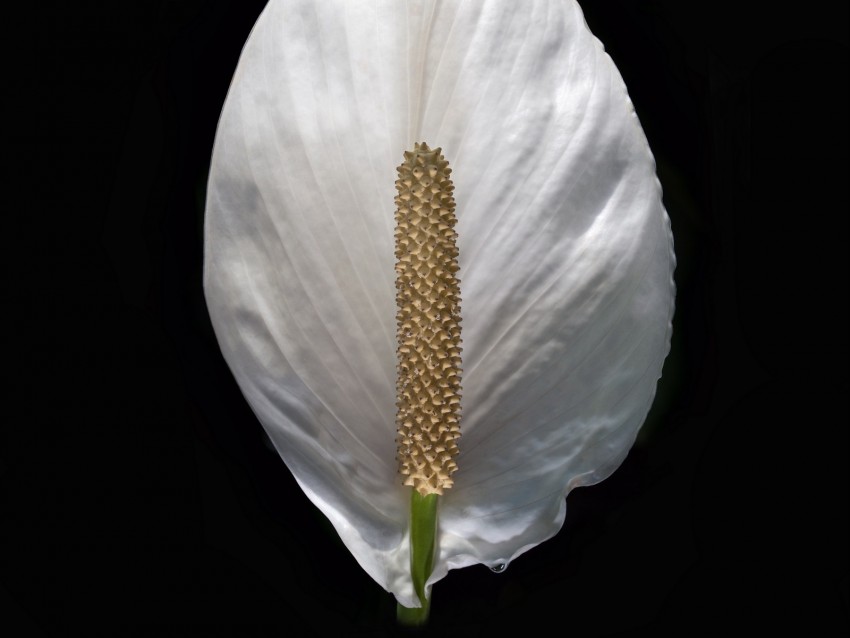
[203,0,675,623]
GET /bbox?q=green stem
[396,490,438,626]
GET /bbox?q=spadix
[394,143,462,497]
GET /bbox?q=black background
[3,1,847,636]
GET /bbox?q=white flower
[203,0,675,610]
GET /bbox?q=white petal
[411,0,676,582]
[204,0,414,604]
[204,0,674,606]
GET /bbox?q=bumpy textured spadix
[204,0,676,609]
[394,143,462,496]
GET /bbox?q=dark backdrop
[4,1,847,636]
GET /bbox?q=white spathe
[204,0,675,608]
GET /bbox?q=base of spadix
[396,490,438,626]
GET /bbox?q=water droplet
[490,562,507,573]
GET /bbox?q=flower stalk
[397,491,438,625]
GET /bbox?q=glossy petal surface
[204,0,675,606]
